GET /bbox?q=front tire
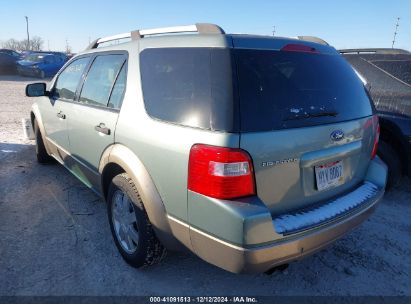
[34,119,52,163]
[107,173,166,268]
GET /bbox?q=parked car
[0,52,18,74]
[19,50,68,61]
[342,48,411,188]
[25,23,387,274]
[0,48,22,59]
[17,52,67,78]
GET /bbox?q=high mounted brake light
[281,43,319,54]
[188,144,255,200]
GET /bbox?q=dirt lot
[0,76,410,296]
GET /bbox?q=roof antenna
[391,17,400,49]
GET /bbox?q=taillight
[281,43,319,54]
[371,115,380,159]
[188,144,255,200]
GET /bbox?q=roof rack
[297,36,329,46]
[339,48,410,55]
[86,23,225,50]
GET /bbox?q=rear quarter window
[139,47,238,132]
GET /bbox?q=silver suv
[26,23,387,273]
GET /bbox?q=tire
[34,119,52,163]
[107,173,166,268]
[377,140,402,190]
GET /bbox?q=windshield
[234,49,374,132]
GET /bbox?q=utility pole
[392,17,400,48]
[272,26,276,36]
[48,40,50,51]
[65,38,72,54]
[24,16,30,50]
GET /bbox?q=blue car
[17,52,67,78]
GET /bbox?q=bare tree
[29,36,44,51]
[1,39,24,51]
[1,36,44,51]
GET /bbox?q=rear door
[234,47,376,215]
[66,53,127,190]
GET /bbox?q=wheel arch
[99,144,184,250]
[30,104,52,155]
[379,117,409,175]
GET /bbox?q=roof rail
[85,23,225,50]
[297,36,329,46]
[339,48,410,55]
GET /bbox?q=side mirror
[26,83,48,97]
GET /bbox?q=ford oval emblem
[330,130,344,141]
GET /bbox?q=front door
[41,56,90,162]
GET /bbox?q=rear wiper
[283,111,338,121]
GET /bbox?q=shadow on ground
[0,143,410,296]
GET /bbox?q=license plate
[315,161,344,191]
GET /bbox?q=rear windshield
[235,49,374,132]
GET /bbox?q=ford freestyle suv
[25,23,387,273]
[341,48,411,188]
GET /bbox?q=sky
[0,0,410,53]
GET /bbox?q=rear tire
[107,173,166,268]
[377,140,401,190]
[34,119,52,163]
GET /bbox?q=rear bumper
[186,157,387,273]
[190,187,383,273]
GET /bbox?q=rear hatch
[233,40,376,215]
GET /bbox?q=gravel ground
[0,75,410,296]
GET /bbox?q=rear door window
[79,54,126,107]
[108,63,127,109]
[235,49,374,132]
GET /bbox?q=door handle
[95,123,111,135]
[56,111,66,119]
